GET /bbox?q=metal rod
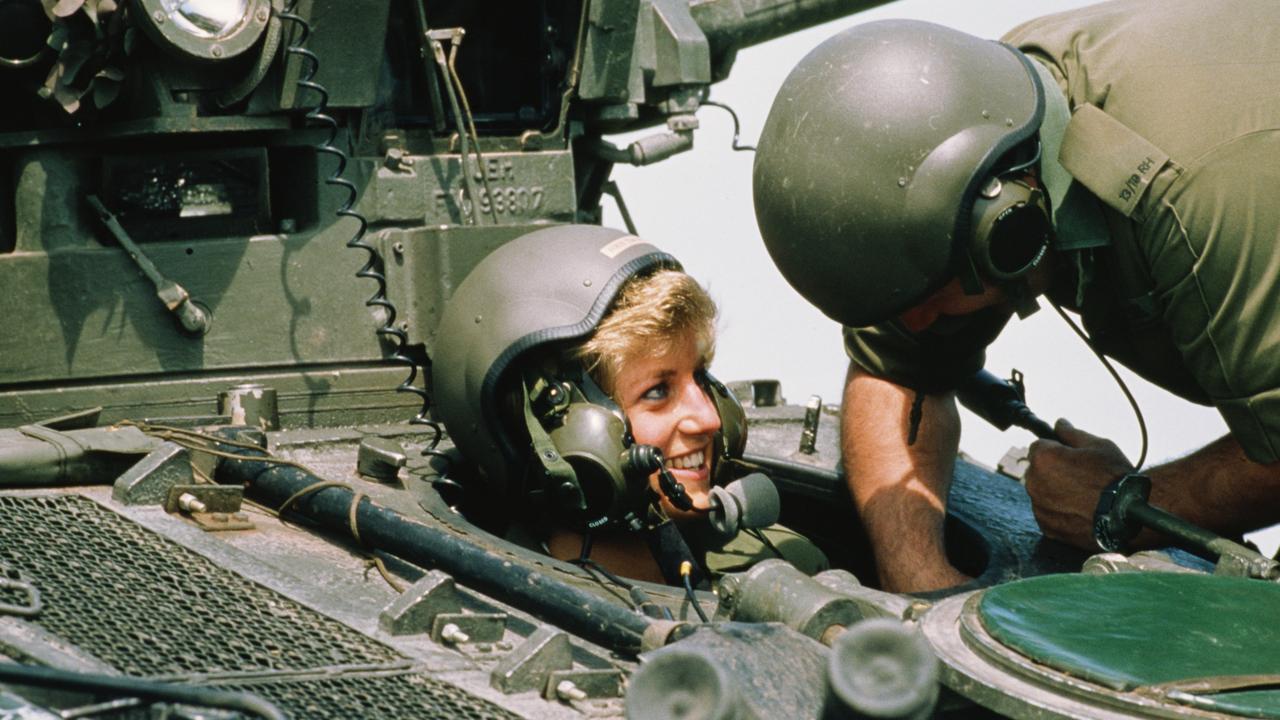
[692,0,894,58]
[427,31,481,225]
[1129,503,1222,556]
[86,195,211,335]
[216,448,656,655]
[410,0,448,132]
[86,195,165,287]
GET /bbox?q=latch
[164,484,253,531]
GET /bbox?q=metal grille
[230,674,523,720]
[0,495,403,676]
[0,495,531,718]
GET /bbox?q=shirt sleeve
[1144,131,1280,463]
[843,308,1012,394]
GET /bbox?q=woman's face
[611,331,720,521]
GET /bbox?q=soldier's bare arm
[841,364,972,592]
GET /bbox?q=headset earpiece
[525,367,745,532]
[697,370,747,488]
[969,176,1052,282]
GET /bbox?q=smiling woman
[579,270,720,518]
[549,267,828,583]
[431,225,827,587]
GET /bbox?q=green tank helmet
[753,19,1050,328]
[432,225,745,529]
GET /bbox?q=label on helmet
[599,235,644,258]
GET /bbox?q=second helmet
[752,19,1046,328]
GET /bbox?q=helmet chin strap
[955,249,987,297]
[1004,276,1042,319]
[951,256,1043,320]
[605,446,709,588]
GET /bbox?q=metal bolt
[256,7,269,21]
[820,624,846,646]
[440,623,470,644]
[210,44,223,58]
[385,149,415,171]
[152,10,166,23]
[473,315,482,324]
[392,242,405,256]
[177,493,207,514]
[1082,552,1131,575]
[555,681,587,702]
[583,279,592,287]
[398,321,409,332]
[897,177,907,188]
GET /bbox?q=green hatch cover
[979,573,1280,715]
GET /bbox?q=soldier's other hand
[1025,419,1134,549]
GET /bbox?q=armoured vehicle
[2,1,1279,719]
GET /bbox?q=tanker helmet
[753,19,1050,328]
[431,225,745,530]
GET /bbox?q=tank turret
[4,3,1269,719]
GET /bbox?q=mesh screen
[0,495,399,676]
[0,495,523,719]
[230,674,523,720]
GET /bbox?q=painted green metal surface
[979,573,1280,715]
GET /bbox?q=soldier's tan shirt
[845,0,1280,462]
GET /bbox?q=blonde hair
[578,269,717,394]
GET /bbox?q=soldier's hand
[1025,419,1134,549]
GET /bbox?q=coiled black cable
[278,4,439,445]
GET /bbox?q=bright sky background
[603,0,1280,555]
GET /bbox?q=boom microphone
[707,473,780,538]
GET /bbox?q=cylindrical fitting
[555,681,587,703]
[439,623,469,645]
[716,559,863,643]
[626,650,751,720]
[217,384,280,431]
[821,618,938,719]
[357,436,408,483]
[177,492,207,514]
